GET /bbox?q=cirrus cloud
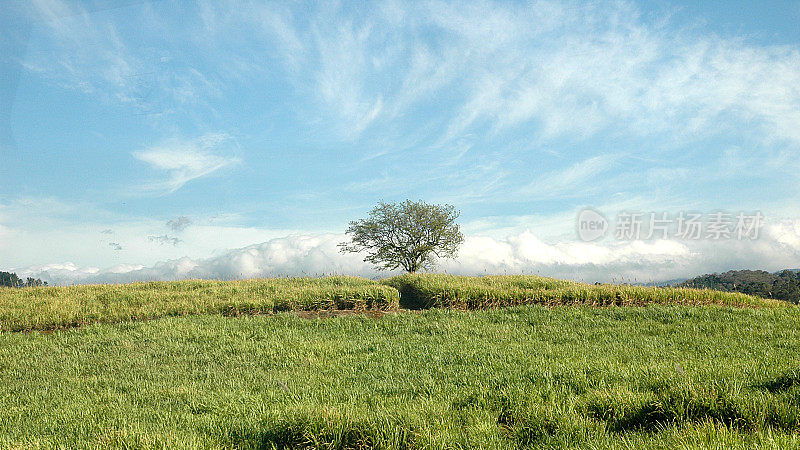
[132,133,240,193]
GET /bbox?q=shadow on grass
[757,369,800,393]
[213,416,416,449]
[396,283,432,310]
[451,387,582,447]
[590,395,750,432]
[587,381,800,433]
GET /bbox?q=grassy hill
[0,277,399,333]
[0,274,778,332]
[383,273,776,309]
[0,275,797,448]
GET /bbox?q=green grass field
[0,277,398,332]
[0,275,798,448]
[382,274,777,309]
[0,274,776,332]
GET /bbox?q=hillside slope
[0,274,782,332]
[678,269,800,304]
[382,273,779,309]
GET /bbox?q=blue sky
[2,0,800,283]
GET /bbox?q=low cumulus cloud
[17,224,800,285]
[21,234,371,284]
[439,230,800,284]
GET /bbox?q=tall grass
[382,273,782,309]
[1,306,800,448]
[0,277,398,332]
[0,274,781,333]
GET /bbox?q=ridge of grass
[0,274,782,333]
[381,273,781,309]
[0,277,398,333]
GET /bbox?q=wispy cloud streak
[133,133,240,193]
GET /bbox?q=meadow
[382,274,776,309]
[0,275,797,448]
[0,277,398,332]
[0,274,776,332]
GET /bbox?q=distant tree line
[678,269,800,304]
[0,271,48,288]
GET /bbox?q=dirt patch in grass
[294,309,411,320]
[17,308,407,334]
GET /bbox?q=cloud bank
[18,223,800,285]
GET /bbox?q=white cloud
[0,196,311,270]
[22,0,225,117]
[420,2,800,148]
[133,133,240,193]
[441,224,800,283]
[21,1,800,149]
[17,223,800,285]
[19,234,375,284]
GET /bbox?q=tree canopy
[339,200,464,273]
[678,269,800,304]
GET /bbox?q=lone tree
[339,200,464,273]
